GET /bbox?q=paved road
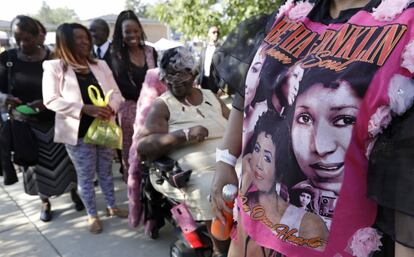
[0,164,175,257]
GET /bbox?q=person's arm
[215,94,230,119]
[42,61,84,119]
[110,54,139,100]
[0,51,9,106]
[211,101,243,223]
[0,50,22,108]
[0,51,8,95]
[197,49,205,85]
[26,99,46,111]
[208,55,221,94]
[42,60,112,120]
[300,213,328,250]
[0,92,6,107]
[152,49,158,67]
[137,98,208,161]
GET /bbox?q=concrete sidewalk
[0,165,174,257]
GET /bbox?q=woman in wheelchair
[137,46,230,257]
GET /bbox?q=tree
[152,0,282,40]
[33,1,79,25]
[125,0,148,17]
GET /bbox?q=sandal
[106,207,128,218]
[88,216,102,234]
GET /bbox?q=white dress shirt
[204,44,216,77]
[93,40,110,59]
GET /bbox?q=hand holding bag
[83,85,122,149]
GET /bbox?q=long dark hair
[244,110,289,185]
[111,10,147,75]
[55,23,96,72]
[34,19,46,35]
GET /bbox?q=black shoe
[74,200,85,212]
[70,189,85,211]
[150,227,159,239]
[40,202,52,222]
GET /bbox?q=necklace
[18,47,45,62]
[19,52,35,61]
[183,90,201,106]
[182,96,206,118]
[184,97,194,106]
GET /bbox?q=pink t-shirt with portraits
[238,0,414,256]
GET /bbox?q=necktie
[97,47,101,59]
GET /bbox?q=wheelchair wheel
[170,240,212,257]
[170,240,204,257]
[170,240,186,257]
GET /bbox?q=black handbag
[1,118,38,166]
[0,50,38,167]
[152,157,192,189]
[0,115,18,185]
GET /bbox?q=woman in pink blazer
[42,23,127,234]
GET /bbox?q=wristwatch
[183,128,190,141]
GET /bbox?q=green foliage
[125,0,149,17]
[33,1,79,25]
[152,0,282,40]
[144,4,159,19]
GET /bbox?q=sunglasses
[164,71,193,85]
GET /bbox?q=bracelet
[216,148,237,167]
[182,128,190,141]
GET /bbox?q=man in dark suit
[198,25,220,94]
[89,19,111,66]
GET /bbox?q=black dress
[0,49,77,196]
[110,48,158,101]
[368,104,414,250]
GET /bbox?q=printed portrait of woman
[241,111,284,195]
[289,181,317,212]
[287,74,369,229]
[243,51,304,151]
[241,111,328,250]
[281,64,305,107]
[271,63,305,115]
[245,42,270,108]
[243,42,271,149]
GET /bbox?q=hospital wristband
[216,148,237,167]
